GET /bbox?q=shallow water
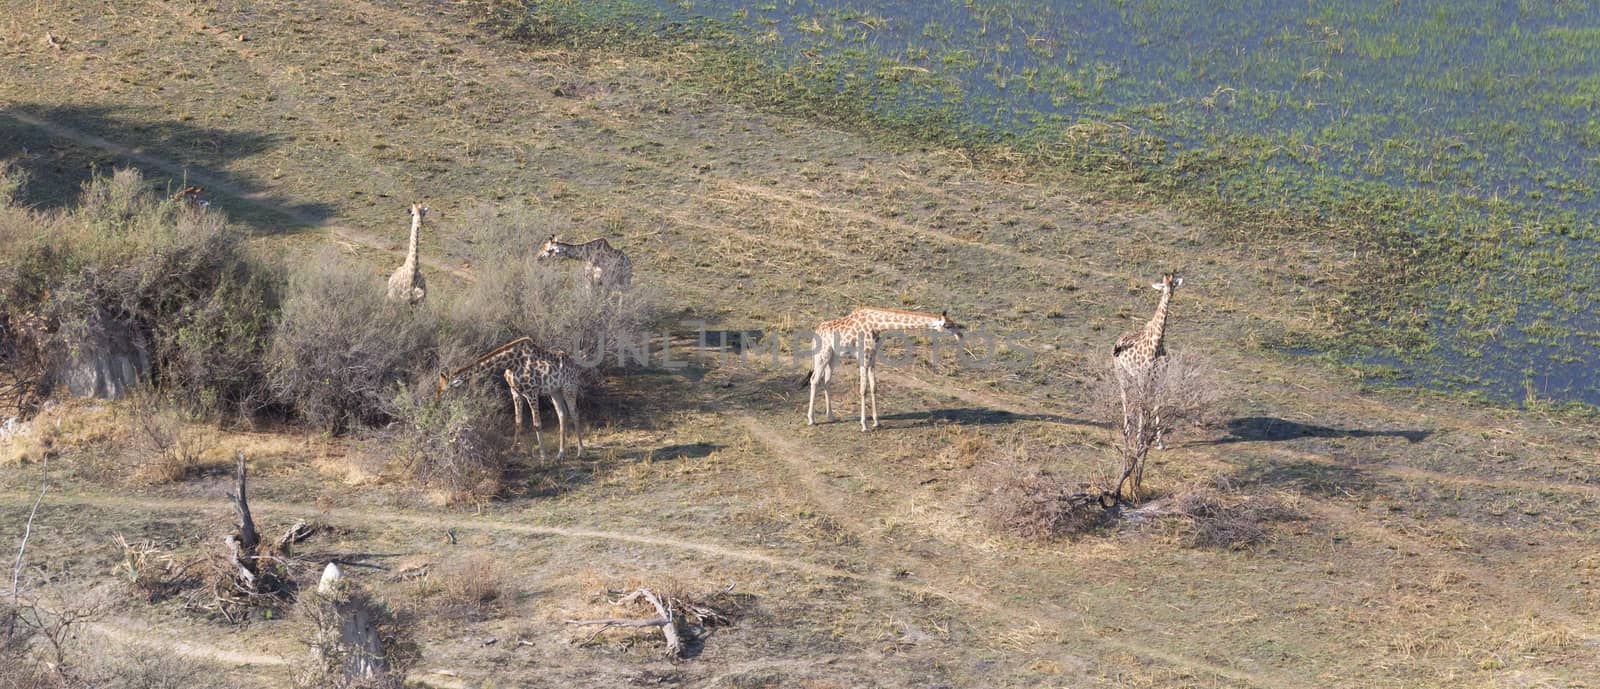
[604,0,1600,406]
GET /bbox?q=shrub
[266,251,438,433]
[1099,350,1221,502]
[974,446,1109,540]
[386,385,511,505]
[0,166,274,419]
[443,204,660,378]
[408,551,510,621]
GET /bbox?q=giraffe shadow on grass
[508,439,725,498]
[874,407,1109,429]
[1191,416,1432,446]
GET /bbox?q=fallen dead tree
[564,585,739,659]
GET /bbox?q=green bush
[386,384,511,505]
[0,166,274,418]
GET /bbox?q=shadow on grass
[1195,416,1432,445]
[0,104,333,232]
[1226,453,1381,499]
[508,435,723,499]
[648,442,720,462]
[875,407,1109,429]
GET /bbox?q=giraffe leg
[564,386,584,458]
[503,371,523,448]
[529,394,547,464]
[806,365,819,426]
[866,349,880,429]
[858,358,870,432]
[807,348,829,425]
[823,352,835,420]
[550,389,570,460]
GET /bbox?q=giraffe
[535,235,632,289]
[171,186,208,209]
[1113,272,1183,448]
[386,203,428,305]
[798,307,964,432]
[436,336,584,462]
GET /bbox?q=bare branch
[10,483,46,606]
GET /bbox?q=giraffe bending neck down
[1113,272,1183,446]
[800,307,964,432]
[387,203,429,305]
[171,186,208,209]
[535,235,632,289]
[436,337,584,461]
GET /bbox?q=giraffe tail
[797,367,815,389]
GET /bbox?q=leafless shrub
[1099,350,1221,503]
[1173,481,1305,551]
[973,446,1110,540]
[83,643,225,689]
[112,534,181,602]
[292,573,418,689]
[124,395,209,484]
[386,386,511,506]
[267,251,438,433]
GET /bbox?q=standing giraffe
[535,235,632,289]
[437,336,584,461]
[799,307,964,432]
[1113,272,1183,447]
[386,203,429,305]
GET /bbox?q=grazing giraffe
[436,336,584,461]
[171,186,207,209]
[535,235,633,289]
[799,307,964,432]
[386,203,429,305]
[1113,272,1182,448]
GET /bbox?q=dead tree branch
[564,588,682,657]
[10,484,46,606]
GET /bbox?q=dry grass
[973,444,1110,541]
[0,400,120,467]
[1169,479,1306,551]
[407,550,512,621]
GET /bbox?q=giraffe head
[535,234,567,260]
[435,370,465,400]
[935,310,964,341]
[173,186,206,208]
[409,203,429,222]
[1150,272,1183,293]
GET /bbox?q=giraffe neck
[1142,289,1172,349]
[403,213,421,272]
[452,337,536,379]
[559,239,608,262]
[853,307,943,333]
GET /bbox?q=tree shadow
[1224,454,1381,499]
[1195,416,1432,445]
[647,442,721,462]
[874,407,1109,429]
[0,104,333,233]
